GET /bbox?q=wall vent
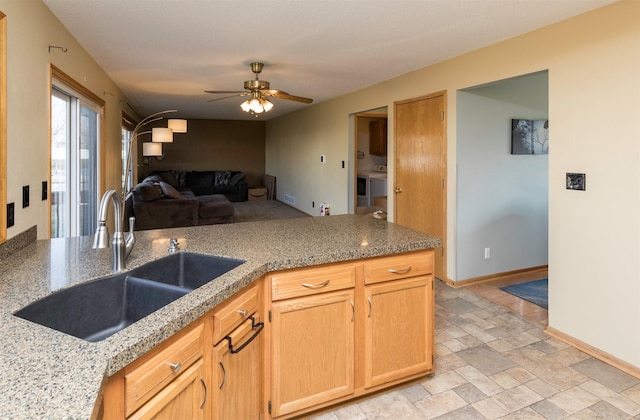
[283,194,295,205]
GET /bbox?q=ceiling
[42,0,617,121]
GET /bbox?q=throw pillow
[187,171,214,188]
[214,171,231,186]
[171,170,187,188]
[159,181,184,199]
[229,171,245,186]
[134,182,163,201]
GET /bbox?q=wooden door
[363,276,434,388]
[270,290,355,417]
[212,316,262,420]
[394,92,446,280]
[128,359,207,420]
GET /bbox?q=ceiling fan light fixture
[250,97,264,113]
[240,100,252,112]
[263,98,274,112]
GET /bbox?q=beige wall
[266,0,640,368]
[0,0,127,239]
[143,119,265,187]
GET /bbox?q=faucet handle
[128,216,136,234]
[168,238,179,252]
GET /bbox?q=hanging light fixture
[240,91,274,114]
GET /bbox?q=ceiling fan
[205,62,313,114]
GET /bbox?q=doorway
[354,108,388,214]
[394,92,447,281]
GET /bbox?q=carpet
[232,200,310,223]
[500,279,548,309]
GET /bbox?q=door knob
[395,187,403,193]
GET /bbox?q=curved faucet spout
[93,190,135,271]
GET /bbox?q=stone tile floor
[311,280,640,419]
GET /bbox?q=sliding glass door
[51,87,100,238]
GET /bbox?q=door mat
[500,279,548,309]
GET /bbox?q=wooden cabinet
[369,118,387,156]
[211,282,263,420]
[363,277,433,388]
[270,289,355,417]
[266,250,434,419]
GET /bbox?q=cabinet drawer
[271,263,356,301]
[213,282,259,344]
[125,323,204,417]
[364,251,433,284]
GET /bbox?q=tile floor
[310,280,640,419]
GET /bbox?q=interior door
[394,92,446,280]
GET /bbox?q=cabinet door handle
[350,300,355,322]
[388,266,412,274]
[367,296,372,318]
[218,361,226,390]
[200,376,207,409]
[301,279,330,289]
[169,362,181,373]
[237,309,248,317]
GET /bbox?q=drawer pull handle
[388,266,412,274]
[301,279,330,289]
[200,376,207,409]
[218,361,226,389]
[225,316,264,355]
[169,362,181,373]
[237,309,248,317]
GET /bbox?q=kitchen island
[0,215,440,419]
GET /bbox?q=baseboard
[449,265,548,288]
[545,326,640,380]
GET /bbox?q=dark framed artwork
[511,119,549,155]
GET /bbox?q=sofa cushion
[134,182,164,202]
[198,194,234,219]
[214,171,231,186]
[229,171,245,186]
[187,171,214,188]
[159,181,184,199]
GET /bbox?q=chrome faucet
[92,189,136,272]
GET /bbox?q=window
[50,67,104,238]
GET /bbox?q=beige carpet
[232,200,310,223]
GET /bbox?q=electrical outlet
[7,203,14,227]
[312,201,315,208]
[320,155,326,163]
[22,186,29,208]
[484,247,491,259]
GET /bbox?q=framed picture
[511,119,549,155]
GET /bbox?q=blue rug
[500,279,548,309]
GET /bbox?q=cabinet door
[271,290,355,417]
[364,276,433,388]
[128,359,207,420]
[212,315,262,420]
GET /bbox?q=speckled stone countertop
[0,215,440,419]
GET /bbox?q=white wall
[456,72,548,280]
[266,0,640,368]
[0,0,126,239]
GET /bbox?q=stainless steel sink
[13,253,244,342]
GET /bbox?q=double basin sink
[14,252,244,342]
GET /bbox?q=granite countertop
[0,215,440,419]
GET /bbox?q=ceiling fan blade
[263,89,313,104]
[204,90,246,94]
[206,93,247,103]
